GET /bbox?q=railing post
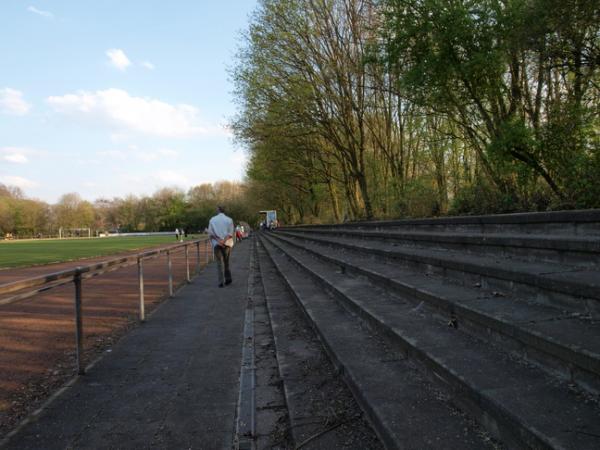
[73,269,85,375]
[196,241,201,274]
[138,257,145,322]
[185,244,191,283]
[167,250,173,297]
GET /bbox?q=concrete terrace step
[255,240,382,449]
[258,236,497,450]
[288,209,600,236]
[277,230,600,315]
[268,232,600,396]
[261,233,600,450]
[286,228,600,268]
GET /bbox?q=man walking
[208,205,234,287]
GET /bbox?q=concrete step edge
[255,242,384,449]
[262,234,600,450]
[283,209,600,229]
[284,228,600,255]
[277,231,600,306]
[270,232,600,394]
[259,237,495,450]
[258,237,401,450]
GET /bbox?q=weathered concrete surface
[278,230,600,306]
[263,232,600,449]
[285,208,600,235]
[260,236,497,450]
[273,231,600,393]
[2,241,251,450]
[257,240,383,449]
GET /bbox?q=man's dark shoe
[225,279,232,285]
[218,283,224,288]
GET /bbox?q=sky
[0,1,258,203]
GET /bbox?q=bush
[450,180,519,215]
[396,178,440,218]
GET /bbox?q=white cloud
[0,146,44,164]
[121,174,144,184]
[4,153,28,164]
[27,6,53,19]
[47,88,211,138]
[0,175,38,189]
[109,133,128,143]
[157,170,190,185]
[97,149,127,160]
[106,49,131,71]
[0,88,31,116]
[96,146,181,162]
[114,170,191,192]
[136,148,180,162]
[135,152,158,162]
[141,61,155,70]
[76,158,100,166]
[95,147,181,163]
[158,148,179,156]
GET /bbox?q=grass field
[0,236,201,269]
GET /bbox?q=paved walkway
[2,241,251,450]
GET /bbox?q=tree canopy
[0,181,255,238]
[231,0,600,224]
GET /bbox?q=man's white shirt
[208,213,235,248]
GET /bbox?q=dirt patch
[0,243,213,438]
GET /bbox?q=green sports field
[0,235,200,269]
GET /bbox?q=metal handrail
[0,238,214,374]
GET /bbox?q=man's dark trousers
[214,245,232,285]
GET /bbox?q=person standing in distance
[208,205,234,287]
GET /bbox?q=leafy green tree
[382,0,600,208]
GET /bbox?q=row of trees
[232,0,600,223]
[0,182,255,238]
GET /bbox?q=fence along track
[0,238,213,374]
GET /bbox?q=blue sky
[0,1,257,203]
